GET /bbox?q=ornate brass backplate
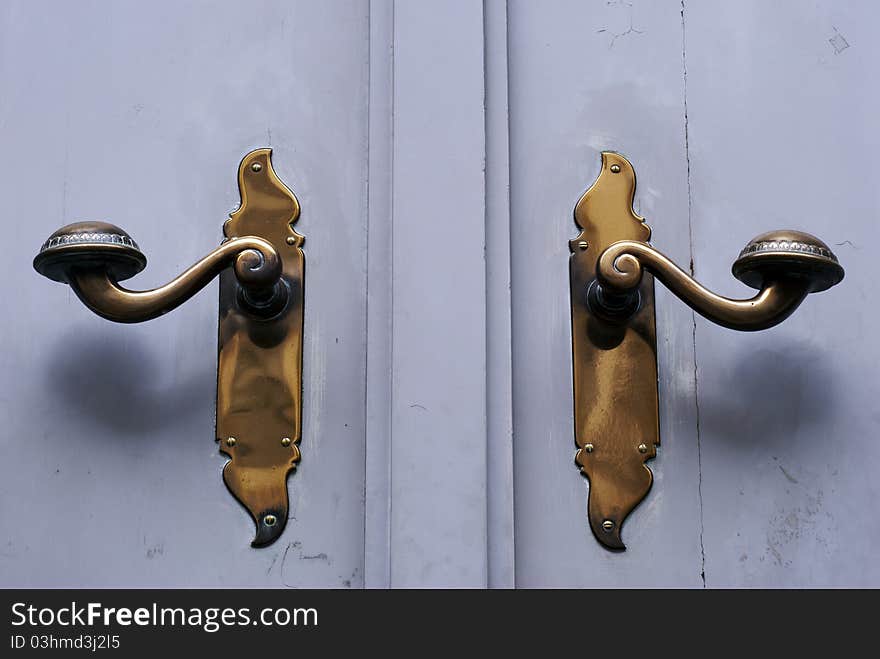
[217,149,304,547]
[570,152,658,550]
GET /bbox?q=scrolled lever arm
[593,230,844,331]
[33,221,286,323]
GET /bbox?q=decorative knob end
[732,230,844,293]
[33,221,147,283]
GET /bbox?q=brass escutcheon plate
[570,152,659,550]
[217,148,304,547]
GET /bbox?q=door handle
[590,232,841,330]
[34,225,287,322]
[33,149,305,547]
[570,152,844,550]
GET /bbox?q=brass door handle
[590,230,843,330]
[33,149,305,547]
[569,152,844,550]
[34,222,287,323]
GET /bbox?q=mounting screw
[583,443,594,453]
[602,520,615,532]
[286,236,296,245]
[610,164,621,173]
[578,241,589,250]
[226,437,236,447]
[638,443,648,453]
[263,514,277,527]
[281,437,292,447]
[251,162,262,172]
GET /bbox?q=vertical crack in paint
[681,0,706,589]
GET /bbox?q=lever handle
[591,230,844,331]
[33,220,286,322]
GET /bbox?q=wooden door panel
[2,0,875,589]
[506,0,878,587]
[507,0,703,586]
[0,0,369,587]
[685,0,880,586]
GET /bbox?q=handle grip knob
[33,221,147,283]
[732,230,844,293]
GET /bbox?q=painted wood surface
[0,0,370,587]
[388,0,490,587]
[507,0,703,587]
[684,0,880,586]
[506,0,879,586]
[1,0,875,588]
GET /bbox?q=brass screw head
[251,162,262,172]
[286,236,296,245]
[578,241,589,250]
[583,443,594,453]
[263,514,277,527]
[638,443,648,454]
[610,164,621,173]
[281,437,291,447]
[226,437,236,447]
[602,520,615,532]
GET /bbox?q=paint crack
[681,0,706,589]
